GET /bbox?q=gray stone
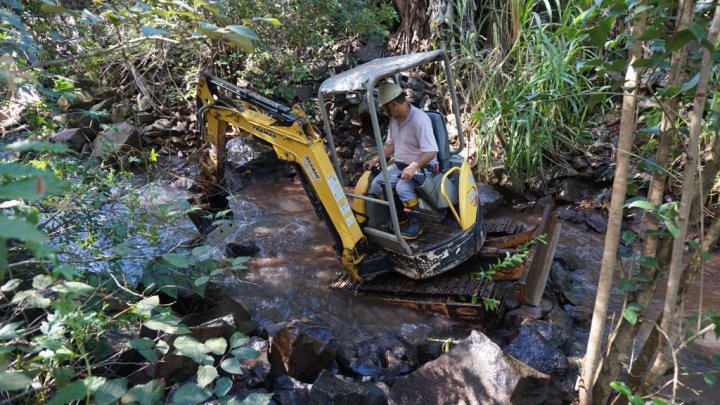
[505,324,570,377]
[546,306,573,352]
[505,305,543,327]
[549,258,573,291]
[273,374,312,405]
[91,121,140,158]
[555,178,581,204]
[389,331,550,404]
[477,183,504,212]
[562,304,592,323]
[309,370,387,405]
[51,128,91,152]
[586,212,608,233]
[338,333,417,384]
[269,318,338,383]
[356,36,385,63]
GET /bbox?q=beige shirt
[387,105,438,165]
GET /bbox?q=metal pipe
[442,50,465,154]
[366,81,411,255]
[317,90,346,186]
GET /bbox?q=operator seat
[412,110,458,211]
[425,110,450,172]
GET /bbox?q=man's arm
[400,151,437,180]
[364,143,394,170]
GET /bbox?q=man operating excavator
[363,82,439,240]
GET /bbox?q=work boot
[384,218,409,231]
[401,218,423,240]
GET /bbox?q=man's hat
[377,82,403,107]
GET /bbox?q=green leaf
[1,278,22,292]
[205,337,227,355]
[610,381,633,396]
[194,276,210,287]
[214,377,233,397]
[3,140,70,153]
[251,17,282,26]
[627,199,656,211]
[638,256,658,269]
[680,73,700,93]
[144,313,190,335]
[51,281,94,296]
[622,308,638,325]
[664,218,680,238]
[627,303,646,313]
[704,373,717,387]
[197,365,218,388]
[588,16,615,47]
[220,357,244,375]
[47,380,87,405]
[0,321,23,340]
[223,32,254,52]
[129,338,155,350]
[140,25,170,37]
[94,378,128,405]
[12,290,51,308]
[168,383,212,405]
[0,371,33,391]
[163,253,190,268]
[122,380,165,405]
[32,274,53,289]
[232,347,260,360]
[174,336,209,363]
[621,230,635,246]
[230,332,249,348]
[667,29,695,52]
[135,295,160,317]
[225,25,258,40]
[0,216,48,243]
[637,27,664,41]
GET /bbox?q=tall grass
[448,0,604,180]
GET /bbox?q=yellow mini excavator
[196,50,560,323]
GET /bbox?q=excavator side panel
[457,161,479,231]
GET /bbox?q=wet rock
[356,36,385,63]
[226,241,260,258]
[272,374,313,405]
[546,306,573,353]
[563,304,592,323]
[184,313,236,342]
[504,324,570,381]
[259,320,288,339]
[586,212,608,233]
[309,370,387,405]
[415,341,444,366]
[338,333,417,384]
[91,121,141,159]
[154,353,197,384]
[555,178,581,204]
[569,155,590,170]
[51,128,92,153]
[549,258,573,291]
[557,206,585,223]
[294,85,315,101]
[477,183,504,212]
[540,298,555,316]
[389,330,550,404]
[504,304,543,327]
[269,317,338,383]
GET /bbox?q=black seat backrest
[425,111,451,171]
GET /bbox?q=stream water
[205,178,718,401]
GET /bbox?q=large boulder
[51,128,92,153]
[309,370,387,405]
[272,374,313,405]
[338,333,417,384]
[91,121,140,158]
[389,330,550,404]
[269,318,338,383]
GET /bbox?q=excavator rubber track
[329,204,561,325]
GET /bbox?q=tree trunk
[579,6,647,405]
[390,0,432,53]
[591,2,696,402]
[640,4,720,398]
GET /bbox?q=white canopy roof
[319,50,445,93]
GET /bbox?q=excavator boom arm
[197,73,366,276]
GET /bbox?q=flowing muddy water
[210,179,718,398]
[210,181,464,347]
